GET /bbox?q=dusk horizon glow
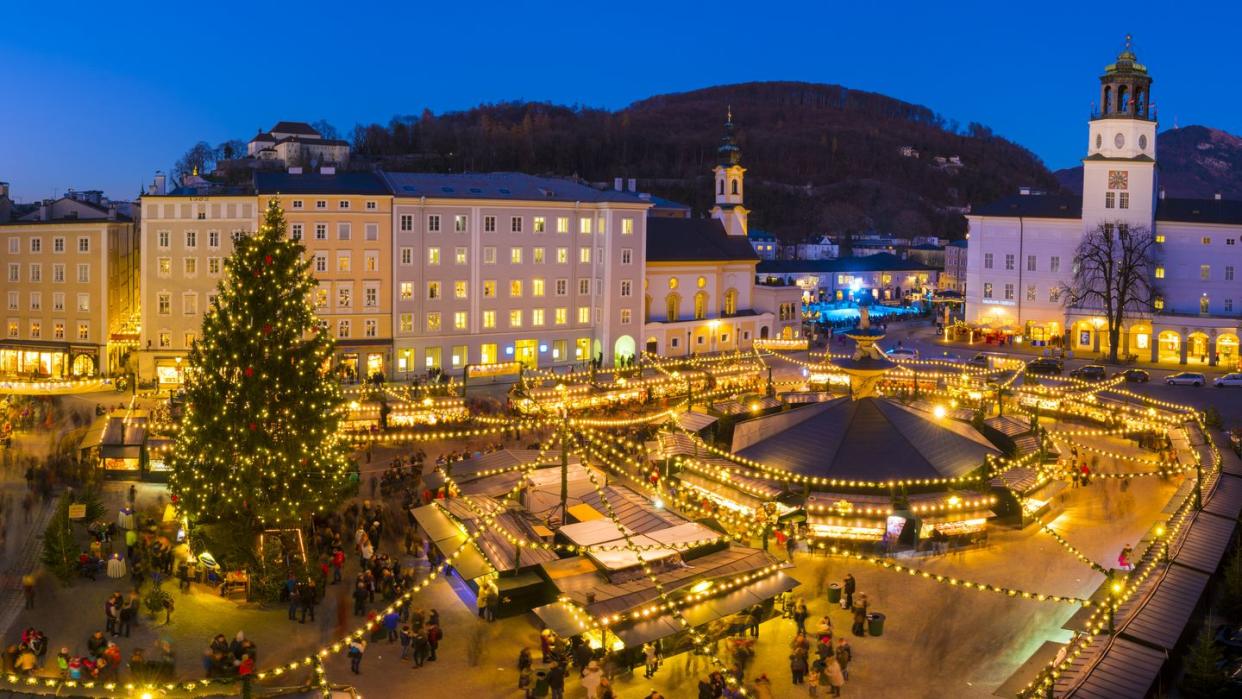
[3,0,1242,202]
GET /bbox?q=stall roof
[576,486,685,534]
[425,449,571,491]
[1119,566,1210,650]
[79,416,109,450]
[411,504,463,544]
[984,415,1033,437]
[548,546,780,618]
[1173,513,1238,574]
[675,412,719,433]
[586,535,679,571]
[409,504,494,581]
[559,519,633,547]
[440,497,559,571]
[1062,637,1165,698]
[644,522,722,548]
[679,572,800,628]
[532,602,587,638]
[1203,473,1242,520]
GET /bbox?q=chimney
[1215,192,1222,200]
[153,171,166,195]
[288,167,303,175]
[613,177,623,191]
[320,166,336,175]
[38,204,49,221]
[107,204,118,221]
[627,178,637,192]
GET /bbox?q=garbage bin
[533,670,549,698]
[827,583,841,605]
[867,612,885,637]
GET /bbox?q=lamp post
[709,319,720,355]
[556,383,570,526]
[1107,574,1121,634]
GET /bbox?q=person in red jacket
[330,548,344,584]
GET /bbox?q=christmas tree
[169,198,350,527]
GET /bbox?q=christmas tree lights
[168,198,351,527]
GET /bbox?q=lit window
[511,248,523,264]
[579,248,590,263]
[622,218,634,235]
[1155,266,1165,279]
[426,312,441,332]
[556,217,569,233]
[454,311,467,330]
[532,279,545,297]
[510,280,523,297]
[532,309,545,326]
[483,280,496,298]
[399,314,413,332]
[400,283,413,300]
[428,281,441,299]
[1201,264,1211,280]
[427,247,440,265]
[1155,234,1165,244]
[555,308,568,325]
[533,247,545,264]
[509,310,522,327]
[482,310,496,329]
[454,215,467,232]
[534,217,546,233]
[577,307,591,324]
[556,248,568,264]
[455,247,467,265]
[454,281,467,299]
[580,218,592,235]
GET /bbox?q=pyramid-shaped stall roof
[735,398,999,481]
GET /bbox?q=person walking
[547,661,566,699]
[300,580,318,623]
[1118,544,1134,572]
[789,648,808,685]
[835,638,852,679]
[352,582,368,617]
[581,659,604,699]
[425,621,441,661]
[410,629,429,667]
[824,655,846,696]
[331,548,344,584]
[287,582,301,621]
[347,638,366,674]
[21,574,35,609]
[399,626,412,660]
[842,574,856,610]
[851,593,869,637]
[794,598,809,635]
[643,642,659,679]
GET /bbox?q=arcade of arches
[1067,318,1240,367]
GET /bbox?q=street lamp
[1155,525,1168,564]
[1108,575,1122,634]
[556,383,570,525]
[708,319,720,354]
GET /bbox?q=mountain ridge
[347,81,1062,241]
[1054,125,1242,199]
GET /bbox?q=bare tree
[310,119,340,140]
[1063,222,1160,362]
[173,141,215,181]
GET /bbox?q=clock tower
[1081,36,1158,233]
[711,109,749,237]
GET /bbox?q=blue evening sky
[2,0,1240,202]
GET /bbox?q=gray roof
[1119,565,1209,651]
[757,253,934,275]
[646,217,759,262]
[254,171,389,195]
[645,194,691,211]
[1156,197,1242,225]
[735,398,999,481]
[382,172,648,204]
[270,121,321,136]
[972,193,1083,219]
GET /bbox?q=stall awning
[675,412,718,433]
[411,504,463,544]
[532,602,591,638]
[79,416,109,450]
[1204,474,1242,521]
[101,445,142,459]
[495,570,545,595]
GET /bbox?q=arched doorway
[1127,323,1152,357]
[1188,332,1210,364]
[72,354,95,377]
[613,335,635,363]
[1218,333,1239,368]
[759,326,770,339]
[1157,331,1181,364]
[645,336,659,355]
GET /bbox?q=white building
[247,121,350,167]
[383,172,649,375]
[966,40,1242,367]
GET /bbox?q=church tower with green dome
[1081,35,1158,233]
[710,108,749,237]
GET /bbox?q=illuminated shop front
[79,411,171,482]
[0,342,100,378]
[154,357,186,386]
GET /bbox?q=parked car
[1214,373,1242,388]
[1069,365,1107,381]
[1116,368,1150,383]
[1026,358,1063,375]
[1166,372,1206,386]
[886,347,919,360]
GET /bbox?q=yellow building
[257,169,393,380]
[642,115,802,355]
[138,179,256,386]
[0,196,139,377]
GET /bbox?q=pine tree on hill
[169,198,350,528]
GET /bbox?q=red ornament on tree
[264,254,273,266]
[262,323,272,335]
[248,422,258,431]
[244,367,254,378]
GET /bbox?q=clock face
[1108,170,1129,190]
[1096,134,1103,150]
[1139,134,1148,150]
[1114,133,1125,149]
